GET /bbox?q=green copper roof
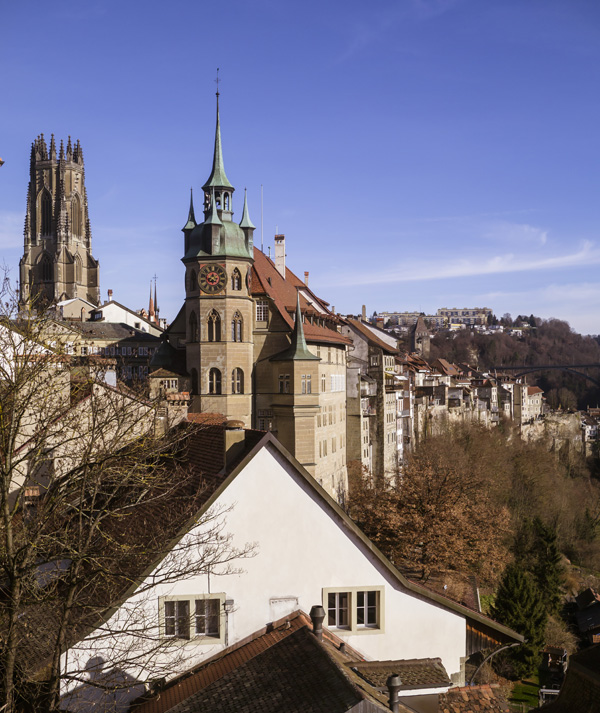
[205,188,222,226]
[239,188,255,229]
[271,293,320,362]
[202,95,233,191]
[182,188,197,231]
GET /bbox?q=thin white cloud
[0,212,23,250]
[328,240,600,287]
[483,221,548,246]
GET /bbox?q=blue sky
[2,0,600,334]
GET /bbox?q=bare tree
[0,281,251,712]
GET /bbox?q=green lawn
[509,677,540,711]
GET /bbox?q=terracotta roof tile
[131,613,389,713]
[250,249,351,347]
[438,684,510,712]
[351,658,450,691]
[344,318,399,354]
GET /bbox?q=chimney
[362,304,367,321]
[304,271,309,286]
[309,605,325,641]
[224,420,246,469]
[108,289,113,303]
[386,674,402,713]
[274,234,286,277]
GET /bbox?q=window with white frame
[327,591,349,629]
[160,594,225,642]
[323,587,384,634]
[256,300,269,322]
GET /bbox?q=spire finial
[202,78,233,192]
[215,67,220,98]
[240,187,255,229]
[182,188,197,232]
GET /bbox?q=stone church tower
[182,95,255,424]
[19,134,100,307]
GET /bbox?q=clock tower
[182,93,255,424]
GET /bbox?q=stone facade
[20,134,100,307]
[156,96,350,501]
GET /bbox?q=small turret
[182,188,197,254]
[49,133,56,160]
[66,136,73,161]
[239,188,255,254]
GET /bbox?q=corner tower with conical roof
[19,134,100,306]
[181,92,255,424]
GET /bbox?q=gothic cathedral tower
[182,95,255,425]
[19,134,100,307]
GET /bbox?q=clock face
[198,263,227,294]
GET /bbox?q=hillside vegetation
[429,318,600,409]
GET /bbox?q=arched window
[231,268,241,291]
[232,368,244,394]
[40,254,52,282]
[224,193,230,210]
[74,255,82,283]
[231,311,243,342]
[208,310,221,342]
[189,269,197,292]
[189,311,198,342]
[41,190,52,236]
[208,368,221,394]
[71,194,81,236]
[190,368,198,395]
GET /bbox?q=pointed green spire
[271,292,319,361]
[205,188,222,225]
[203,94,233,191]
[239,188,255,229]
[182,188,197,231]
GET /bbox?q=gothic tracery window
[232,368,244,394]
[40,254,52,282]
[41,190,52,236]
[208,368,222,394]
[231,311,243,342]
[71,194,81,236]
[207,310,221,342]
[74,255,82,283]
[189,269,197,293]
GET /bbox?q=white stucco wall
[62,442,467,708]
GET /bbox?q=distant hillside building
[437,307,492,325]
[20,134,100,307]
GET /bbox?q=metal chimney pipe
[386,674,402,713]
[309,605,326,641]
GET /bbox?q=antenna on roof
[261,184,264,252]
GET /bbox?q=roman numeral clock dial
[198,264,227,294]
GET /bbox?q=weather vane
[215,68,220,97]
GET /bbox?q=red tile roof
[528,386,544,395]
[344,318,399,354]
[250,249,351,347]
[438,684,510,712]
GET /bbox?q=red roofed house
[58,425,522,712]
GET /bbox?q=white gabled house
[60,424,522,711]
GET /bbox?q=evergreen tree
[491,563,547,679]
[532,518,564,617]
